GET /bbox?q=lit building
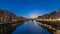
[37,9,60,20]
[56,10,60,19]
[49,11,56,19]
[42,14,50,19]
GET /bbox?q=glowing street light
[57,18,60,20]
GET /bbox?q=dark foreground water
[12,21,51,34]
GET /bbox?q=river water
[12,21,51,34]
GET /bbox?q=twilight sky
[0,0,60,18]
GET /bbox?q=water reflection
[12,21,51,34]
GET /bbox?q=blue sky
[0,0,60,18]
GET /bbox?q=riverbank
[36,22,54,34]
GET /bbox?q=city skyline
[0,0,60,18]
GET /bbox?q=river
[12,21,51,34]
